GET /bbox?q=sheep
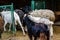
[29,9,55,21]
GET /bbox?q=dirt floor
[0,26,60,40]
[53,26,60,40]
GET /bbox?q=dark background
[0,0,60,11]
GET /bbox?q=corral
[0,0,60,40]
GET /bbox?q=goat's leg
[0,32,2,39]
[28,33,32,40]
[49,26,53,40]
[46,25,50,40]
[29,35,32,40]
[8,24,11,31]
[15,20,17,25]
[34,36,37,40]
[4,22,7,31]
[48,24,53,40]
[18,20,25,35]
[39,32,46,40]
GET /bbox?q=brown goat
[0,16,4,38]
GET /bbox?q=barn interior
[0,0,60,40]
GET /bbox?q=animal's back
[1,11,20,23]
[1,11,12,23]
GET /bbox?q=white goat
[0,10,25,35]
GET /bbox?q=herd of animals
[0,6,55,40]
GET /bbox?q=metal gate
[0,3,16,34]
[31,0,45,10]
